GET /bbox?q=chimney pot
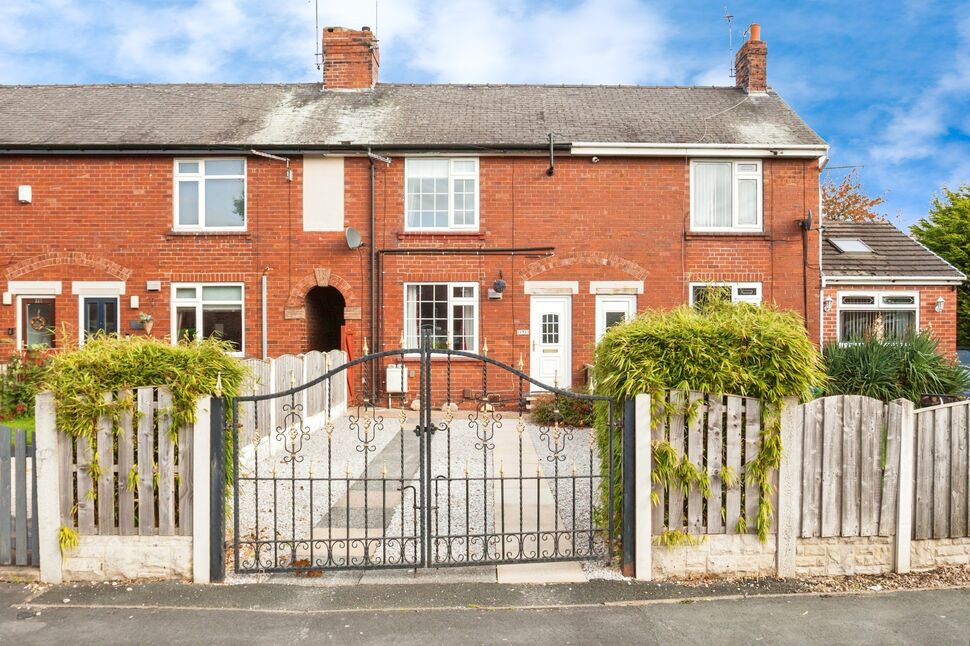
[749,23,761,41]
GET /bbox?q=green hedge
[592,302,825,541]
[824,332,970,402]
[530,391,595,427]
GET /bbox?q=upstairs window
[174,159,246,230]
[838,292,917,343]
[690,160,762,232]
[405,158,479,231]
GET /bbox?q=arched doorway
[305,286,345,352]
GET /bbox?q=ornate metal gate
[231,333,615,574]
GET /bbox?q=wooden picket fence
[650,391,766,536]
[238,350,347,443]
[913,399,970,539]
[0,425,38,565]
[58,388,193,536]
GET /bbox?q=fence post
[776,396,799,577]
[210,395,226,582]
[35,392,63,584]
[894,399,915,573]
[622,399,635,577]
[634,393,652,581]
[192,396,212,583]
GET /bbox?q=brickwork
[322,27,379,89]
[821,285,958,353]
[735,26,767,92]
[0,153,821,389]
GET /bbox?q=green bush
[530,391,595,427]
[593,302,826,541]
[0,352,50,419]
[823,332,970,402]
[43,334,247,491]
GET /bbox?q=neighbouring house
[820,220,965,351]
[0,23,832,392]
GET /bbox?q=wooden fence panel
[178,419,193,536]
[327,350,347,409]
[136,387,156,535]
[13,430,27,565]
[651,404,666,535]
[96,393,115,535]
[304,351,328,418]
[75,435,95,534]
[841,396,861,536]
[725,396,742,534]
[932,408,951,539]
[744,399,761,533]
[686,392,704,533]
[666,391,685,531]
[706,395,724,534]
[878,401,903,536]
[820,396,842,537]
[57,430,73,528]
[951,405,968,538]
[157,388,176,535]
[274,354,305,429]
[117,390,136,535]
[800,399,822,537]
[914,410,934,539]
[239,359,272,442]
[859,398,883,536]
[0,427,9,564]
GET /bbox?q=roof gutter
[570,142,829,158]
[822,275,966,287]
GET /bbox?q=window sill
[166,230,251,238]
[685,231,767,240]
[398,231,485,240]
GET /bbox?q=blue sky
[2,1,968,229]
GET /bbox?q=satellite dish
[345,227,363,250]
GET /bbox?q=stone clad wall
[61,536,192,581]
[652,534,776,579]
[795,536,893,576]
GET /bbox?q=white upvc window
[171,283,245,355]
[405,158,479,231]
[174,159,247,230]
[690,160,763,232]
[837,291,918,343]
[404,282,479,351]
[689,282,763,306]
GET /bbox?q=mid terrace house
[0,24,957,391]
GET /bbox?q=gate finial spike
[400,330,406,348]
[482,337,488,356]
[362,337,369,355]
[517,353,524,372]
[215,372,223,397]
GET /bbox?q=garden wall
[634,393,970,580]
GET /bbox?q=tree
[822,168,887,222]
[911,184,970,347]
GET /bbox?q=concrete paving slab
[496,561,586,584]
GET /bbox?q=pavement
[2,577,970,645]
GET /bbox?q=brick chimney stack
[322,26,380,90]
[734,23,767,93]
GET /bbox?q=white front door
[595,294,636,342]
[530,295,571,388]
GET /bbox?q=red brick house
[0,24,851,390]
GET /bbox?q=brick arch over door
[5,251,132,280]
[285,269,358,310]
[519,251,648,281]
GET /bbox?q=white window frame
[403,282,479,352]
[836,291,919,344]
[688,282,763,306]
[689,159,763,232]
[404,158,480,232]
[173,158,248,231]
[170,282,245,356]
[595,294,636,342]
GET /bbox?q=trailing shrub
[0,352,50,419]
[593,301,826,542]
[530,391,595,427]
[43,334,247,491]
[823,332,970,402]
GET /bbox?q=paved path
[2,580,969,645]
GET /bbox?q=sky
[1,0,968,229]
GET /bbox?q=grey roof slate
[0,83,826,148]
[822,221,965,280]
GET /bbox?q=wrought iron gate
[231,333,615,574]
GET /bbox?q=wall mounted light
[935,296,945,313]
[823,296,833,312]
[17,185,32,204]
[1,292,11,306]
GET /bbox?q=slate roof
[0,83,826,149]
[822,221,965,280]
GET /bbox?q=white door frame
[595,293,636,341]
[529,294,572,389]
